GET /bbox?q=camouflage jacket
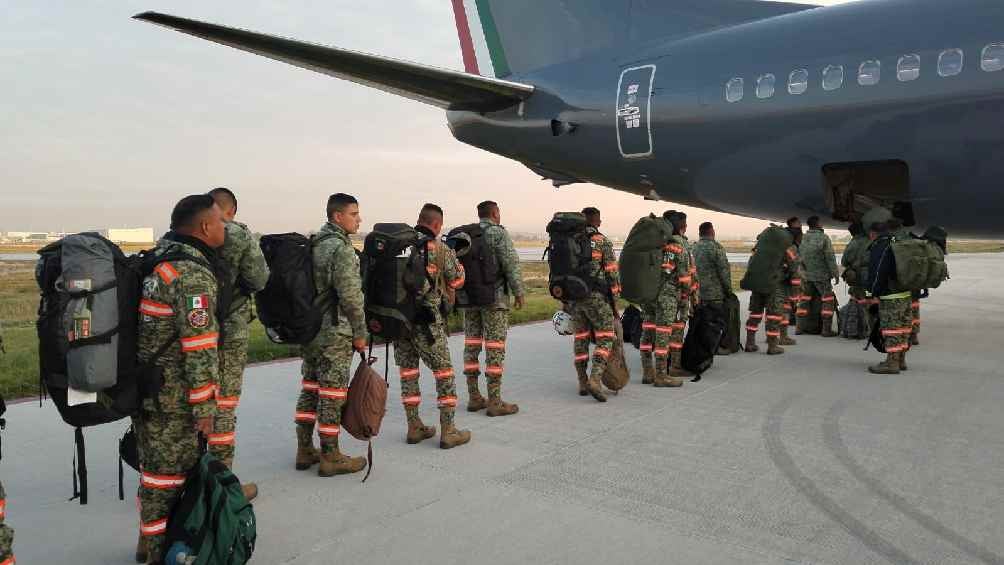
[311,222,367,340]
[586,227,621,298]
[841,234,870,285]
[800,229,838,282]
[481,218,524,309]
[692,236,731,302]
[219,220,268,330]
[138,237,220,417]
[417,226,466,310]
[784,245,802,286]
[663,235,695,299]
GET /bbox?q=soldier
[294,193,368,476]
[889,207,922,345]
[798,216,840,337]
[693,222,733,355]
[841,222,874,331]
[462,201,524,417]
[667,211,698,377]
[207,187,268,501]
[745,226,798,355]
[394,204,471,448]
[641,211,693,386]
[571,207,622,400]
[863,207,912,374]
[134,194,225,564]
[781,227,803,346]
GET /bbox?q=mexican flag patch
[187,294,209,310]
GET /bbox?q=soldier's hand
[194,416,214,437]
[352,337,367,353]
[514,295,526,310]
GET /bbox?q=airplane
[134,0,1004,238]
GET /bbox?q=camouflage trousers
[639,283,683,377]
[799,280,838,332]
[748,288,787,340]
[0,481,13,563]
[394,313,459,428]
[135,410,200,561]
[911,297,921,340]
[879,295,914,354]
[572,292,616,382]
[297,333,353,453]
[211,321,249,463]
[784,283,802,328]
[849,287,877,331]
[462,308,509,402]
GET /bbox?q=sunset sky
[1,0,858,239]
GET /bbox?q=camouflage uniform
[0,481,12,564]
[462,218,524,405]
[747,245,799,345]
[867,233,913,371]
[134,237,220,560]
[572,228,622,388]
[842,234,875,330]
[212,220,268,463]
[692,236,732,306]
[640,234,691,379]
[395,232,467,428]
[295,222,367,454]
[798,228,839,333]
[892,226,922,343]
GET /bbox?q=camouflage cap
[861,207,893,230]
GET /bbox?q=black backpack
[544,213,597,301]
[256,233,338,345]
[681,304,726,381]
[620,305,644,350]
[361,224,427,340]
[36,233,209,504]
[446,223,498,307]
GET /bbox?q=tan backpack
[341,352,388,482]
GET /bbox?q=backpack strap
[310,233,342,326]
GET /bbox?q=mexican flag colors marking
[451,0,511,78]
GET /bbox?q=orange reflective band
[0,499,5,520]
[141,472,186,490]
[485,341,506,350]
[433,369,455,380]
[574,354,589,362]
[0,555,12,565]
[437,396,458,408]
[782,320,791,326]
[886,345,908,352]
[400,368,420,380]
[154,262,179,285]
[141,518,168,536]
[590,234,605,242]
[593,331,615,339]
[402,396,422,406]
[749,313,764,319]
[188,384,215,404]
[207,432,235,446]
[574,332,590,340]
[319,388,348,400]
[746,325,760,332]
[639,344,653,352]
[301,380,319,392]
[180,332,219,352]
[821,310,834,316]
[449,277,466,289]
[912,301,921,308]
[669,342,684,350]
[641,323,656,330]
[662,262,676,270]
[671,323,686,330]
[766,331,781,337]
[317,424,340,437]
[426,263,439,275]
[593,348,610,358]
[881,328,911,336]
[139,299,174,317]
[604,263,619,272]
[464,338,484,346]
[796,310,809,316]
[786,249,798,261]
[912,320,920,326]
[665,244,683,254]
[216,396,239,410]
[822,296,836,302]
[790,279,802,286]
[678,276,693,284]
[656,326,673,334]
[463,362,480,371]
[591,251,602,260]
[654,348,669,356]
[486,366,503,376]
[294,412,317,423]
[783,304,793,311]
[766,315,785,322]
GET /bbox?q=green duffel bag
[891,238,949,291]
[740,226,793,294]
[619,214,673,304]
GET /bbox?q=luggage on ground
[682,304,726,379]
[839,302,867,339]
[620,305,643,350]
[619,214,673,304]
[721,293,742,353]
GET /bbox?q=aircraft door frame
[616,64,656,159]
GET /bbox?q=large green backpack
[891,238,949,291]
[165,451,256,565]
[740,226,793,294]
[619,214,673,304]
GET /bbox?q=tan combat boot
[766,336,785,355]
[440,411,472,449]
[653,373,683,387]
[585,375,607,402]
[467,393,487,413]
[744,330,759,353]
[487,399,519,417]
[318,448,367,477]
[869,352,901,375]
[899,351,909,371]
[135,532,147,564]
[577,365,590,395]
[295,445,320,471]
[779,326,797,346]
[406,418,437,445]
[668,352,691,379]
[642,365,656,385]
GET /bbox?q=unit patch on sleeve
[187,308,210,328]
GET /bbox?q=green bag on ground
[740,226,793,294]
[165,451,256,565]
[891,238,949,291]
[619,214,673,304]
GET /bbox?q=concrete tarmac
[4,254,1004,564]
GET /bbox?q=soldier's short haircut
[786,216,801,227]
[581,207,600,221]
[665,211,686,234]
[477,200,499,218]
[170,194,217,231]
[327,193,358,219]
[848,222,864,236]
[807,216,821,229]
[418,203,444,225]
[208,187,237,214]
[699,222,714,236]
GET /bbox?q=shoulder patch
[187,294,210,310]
[187,309,209,328]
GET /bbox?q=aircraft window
[858,60,881,86]
[982,43,1004,72]
[756,74,776,99]
[788,69,808,94]
[938,49,964,77]
[725,77,744,102]
[897,54,921,81]
[822,65,844,91]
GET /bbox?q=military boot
[868,352,901,375]
[586,375,607,402]
[822,322,838,338]
[899,351,909,371]
[467,395,487,412]
[642,365,656,385]
[406,418,437,445]
[779,326,797,346]
[577,365,590,395]
[668,352,691,379]
[295,445,320,471]
[487,399,519,417]
[318,447,367,477]
[439,410,472,449]
[766,336,785,355]
[653,373,683,387]
[910,333,920,346]
[135,532,147,563]
[744,330,759,353]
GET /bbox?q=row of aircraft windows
[725,43,1004,102]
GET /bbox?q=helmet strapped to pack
[544,212,598,301]
[552,310,574,335]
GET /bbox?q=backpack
[600,319,630,392]
[838,302,867,340]
[165,450,256,565]
[620,305,643,349]
[256,233,335,345]
[543,213,596,301]
[340,352,388,482]
[740,226,793,294]
[446,224,498,307]
[721,293,743,354]
[36,233,211,504]
[890,238,949,292]
[619,214,673,304]
[681,304,726,380]
[362,224,427,340]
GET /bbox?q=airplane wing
[133,11,535,113]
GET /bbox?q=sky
[0,0,857,239]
